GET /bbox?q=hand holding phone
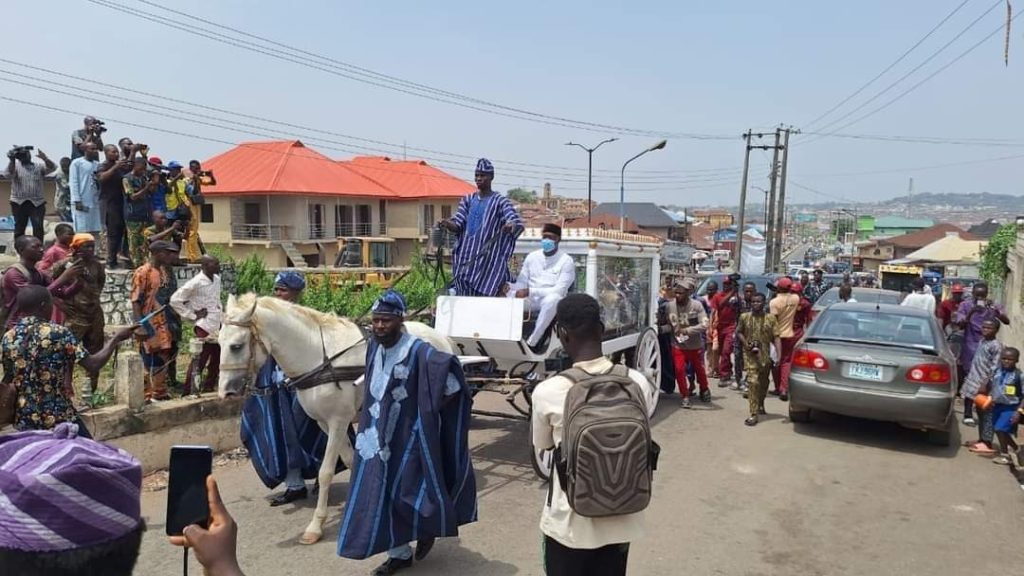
[169,475,243,576]
[165,445,213,537]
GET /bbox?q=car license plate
[849,362,883,381]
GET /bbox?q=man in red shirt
[937,283,964,330]
[711,274,742,387]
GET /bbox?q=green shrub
[235,253,274,295]
[979,223,1015,287]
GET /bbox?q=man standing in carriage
[439,158,523,296]
[337,290,477,576]
[240,271,332,507]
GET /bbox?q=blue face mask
[541,238,557,253]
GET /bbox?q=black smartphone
[165,445,213,536]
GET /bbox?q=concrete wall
[999,228,1024,352]
[0,179,58,215]
[81,396,243,473]
[102,264,237,326]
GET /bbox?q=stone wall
[101,263,237,326]
[999,228,1024,352]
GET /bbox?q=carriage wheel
[631,327,661,419]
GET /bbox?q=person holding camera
[98,144,132,268]
[122,157,158,267]
[69,142,102,237]
[5,145,54,241]
[71,116,105,160]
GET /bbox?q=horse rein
[221,303,367,394]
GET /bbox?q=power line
[799,131,1024,147]
[804,0,1004,137]
[0,89,737,192]
[84,0,739,142]
[0,66,743,186]
[802,7,1022,142]
[802,0,973,131]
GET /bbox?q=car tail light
[793,348,830,371]
[906,363,951,384]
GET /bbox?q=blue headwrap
[274,271,306,291]
[372,290,407,317]
[475,158,494,174]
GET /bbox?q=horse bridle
[221,299,368,393]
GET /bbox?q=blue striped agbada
[241,357,339,488]
[336,333,477,560]
[449,191,523,296]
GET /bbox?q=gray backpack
[553,364,658,518]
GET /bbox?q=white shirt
[900,290,936,314]
[514,249,575,298]
[531,356,652,549]
[170,272,223,337]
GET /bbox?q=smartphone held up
[165,445,213,536]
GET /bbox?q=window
[200,204,214,223]
[595,256,651,335]
[378,199,387,225]
[335,205,353,237]
[243,202,261,224]
[422,204,435,234]
[356,204,371,235]
[369,241,392,267]
[308,204,325,239]
[441,204,452,219]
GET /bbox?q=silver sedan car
[788,302,957,446]
[810,287,902,316]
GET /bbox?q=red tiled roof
[878,223,979,249]
[346,156,474,199]
[201,141,394,197]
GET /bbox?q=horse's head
[218,293,268,399]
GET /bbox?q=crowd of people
[7,115,214,268]
[657,273,819,425]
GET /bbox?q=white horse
[218,293,453,544]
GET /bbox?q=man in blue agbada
[240,271,333,506]
[337,290,477,576]
[440,158,523,296]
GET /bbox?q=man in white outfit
[900,277,936,313]
[507,223,576,348]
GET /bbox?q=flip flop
[969,445,997,455]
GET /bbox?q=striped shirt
[7,160,47,206]
[449,191,523,296]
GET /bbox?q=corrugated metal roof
[592,202,678,227]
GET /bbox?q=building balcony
[333,222,387,238]
[231,223,293,241]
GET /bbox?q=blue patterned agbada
[449,191,522,296]
[336,332,477,560]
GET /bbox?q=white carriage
[434,228,664,478]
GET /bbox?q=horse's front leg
[299,421,343,545]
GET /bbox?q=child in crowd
[985,347,1022,466]
[736,293,780,426]
[961,319,1002,438]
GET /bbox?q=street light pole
[566,138,618,225]
[619,140,668,232]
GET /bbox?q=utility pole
[772,127,793,272]
[764,128,782,273]
[735,130,753,272]
[735,131,777,273]
[906,177,914,217]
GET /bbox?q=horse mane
[228,292,358,329]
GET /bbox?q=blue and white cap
[274,270,306,291]
[475,158,494,174]
[372,290,407,317]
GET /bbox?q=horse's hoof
[299,532,322,545]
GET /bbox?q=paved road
[138,390,1024,575]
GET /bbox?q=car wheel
[788,405,812,423]
[926,426,952,447]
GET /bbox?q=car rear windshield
[807,308,939,349]
[815,289,901,308]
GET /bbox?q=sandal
[744,416,758,426]
[968,442,997,455]
[992,455,1011,465]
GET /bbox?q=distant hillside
[880,192,1024,211]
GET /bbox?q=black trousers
[10,201,45,240]
[105,203,127,266]
[543,536,629,576]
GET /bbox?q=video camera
[7,145,33,159]
[90,119,108,134]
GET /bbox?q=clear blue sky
[2,0,1022,206]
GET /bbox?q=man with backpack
[531,293,657,576]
